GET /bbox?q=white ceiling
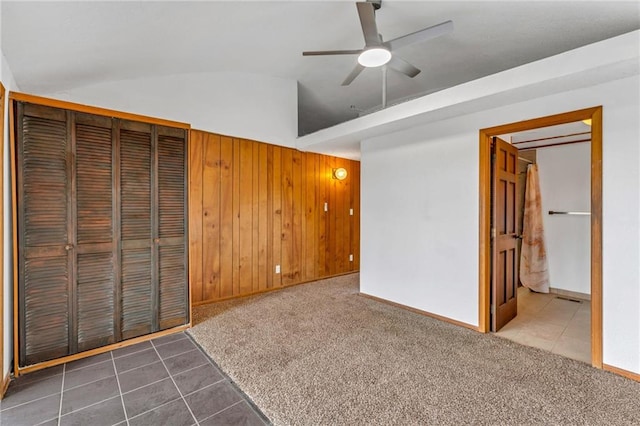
[2,1,639,136]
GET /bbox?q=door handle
[65,244,74,251]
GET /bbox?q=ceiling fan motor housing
[367,0,382,11]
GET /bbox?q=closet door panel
[24,258,69,365]
[76,253,115,351]
[157,128,188,329]
[18,104,71,365]
[120,122,153,339]
[75,114,116,351]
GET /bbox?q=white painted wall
[537,143,591,296]
[1,47,20,382]
[44,72,298,148]
[361,75,640,374]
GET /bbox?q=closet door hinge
[490,305,495,314]
[491,228,496,238]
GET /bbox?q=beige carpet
[190,274,640,425]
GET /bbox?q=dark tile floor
[0,333,269,426]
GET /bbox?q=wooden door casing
[491,137,519,332]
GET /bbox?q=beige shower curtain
[520,164,550,293]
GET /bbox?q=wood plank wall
[189,129,360,304]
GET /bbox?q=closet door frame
[10,92,191,376]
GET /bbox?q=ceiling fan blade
[387,56,421,78]
[303,49,363,56]
[356,2,381,46]
[384,20,453,51]
[342,64,365,86]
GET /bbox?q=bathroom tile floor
[496,286,591,363]
[0,333,270,426]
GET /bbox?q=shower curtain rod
[517,138,591,151]
[548,211,591,216]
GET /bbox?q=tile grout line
[115,358,163,377]
[150,340,201,426]
[168,361,211,377]
[0,389,62,413]
[62,372,117,393]
[111,351,131,426]
[112,335,188,361]
[196,400,244,424]
[116,346,199,376]
[121,375,173,396]
[57,363,66,426]
[58,395,122,421]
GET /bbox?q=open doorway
[478,107,603,369]
[495,123,592,363]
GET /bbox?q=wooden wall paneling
[266,146,274,289]
[232,139,241,296]
[238,139,253,295]
[328,156,339,275]
[188,131,204,303]
[251,142,260,293]
[219,136,234,298]
[258,143,269,291]
[280,148,294,284]
[271,146,282,288]
[291,150,303,284]
[187,129,361,304]
[300,153,307,280]
[317,156,328,277]
[302,153,318,280]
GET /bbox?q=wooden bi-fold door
[15,101,188,367]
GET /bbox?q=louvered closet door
[120,121,154,340]
[157,126,188,330]
[74,113,117,351]
[17,103,72,366]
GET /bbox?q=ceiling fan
[303,0,453,86]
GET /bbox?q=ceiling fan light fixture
[357,47,392,67]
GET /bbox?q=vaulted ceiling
[2,1,639,136]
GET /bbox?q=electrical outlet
[275,264,281,274]
[349,254,354,262]
[324,202,328,212]
[350,208,354,216]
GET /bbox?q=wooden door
[491,137,519,331]
[17,103,72,365]
[74,113,118,351]
[156,126,188,330]
[119,120,154,340]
